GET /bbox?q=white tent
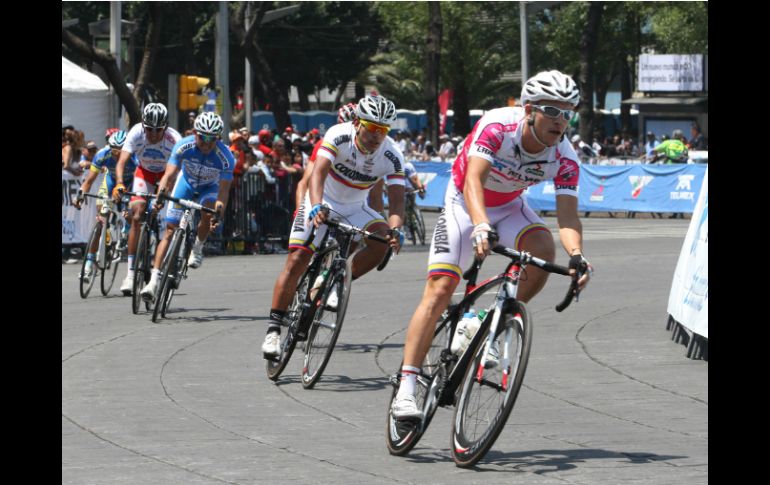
[62,56,111,144]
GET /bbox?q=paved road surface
[62,214,707,484]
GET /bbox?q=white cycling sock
[194,237,205,250]
[396,365,421,399]
[150,268,161,284]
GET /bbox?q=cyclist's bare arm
[295,161,314,209]
[385,182,405,229]
[309,155,332,226]
[115,149,132,185]
[555,194,590,289]
[463,156,492,258]
[368,179,385,213]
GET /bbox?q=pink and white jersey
[123,123,182,173]
[316,122,405,203]
[452,107,580,207]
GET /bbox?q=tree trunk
[451,60,470,137]
[618,52,631,137]
[296,85,311,111]
[62,27,141,126]
[578,2,603,144]
[133,3,162,108]
[333,79,348,109]
[232,2,292,131]
[425,3,442,145]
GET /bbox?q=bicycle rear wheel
[132,224,151,314]
[301,261,351,389]
[152,230,182,323]
[451,302,532,467]
[386,314,453,456]
[414,207,426,245]
[100,221,121,295]
[161,236,189,318]
[266,268,313,381]
[78,223,100,299]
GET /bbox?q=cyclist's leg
[263,195,324,347]
[348,202,390,279]
[496,198,554,303]
[123,168,152,285]
[141,175,183,298]
[187,183,219,268]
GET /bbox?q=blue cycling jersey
[89,146,138,181]
[168,135,234,188]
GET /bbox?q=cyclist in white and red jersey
[261,95,406,357]
[113,103,182,295]
[391,70,594,420]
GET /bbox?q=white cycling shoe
[262,331,281,357]
[120,275,134,296]
[140,280,157,303]
[188,246,203,269]
[391,394,423,421]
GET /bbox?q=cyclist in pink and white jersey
[391,70,594,420]
[113,103,182,295]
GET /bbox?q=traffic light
[178,75,210,111]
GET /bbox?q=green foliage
[646,2,708,54]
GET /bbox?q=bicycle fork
[475,278,520,391]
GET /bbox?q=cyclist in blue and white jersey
[261,94,406,357]
[73,131,137,283]
[139,112,234,302]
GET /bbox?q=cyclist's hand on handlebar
[568,253,593,293]
[388,227,405,254]
[307,203,329,228]
[418,188,426,199]
[111,183,126,203]
[73,189,84,210]
[152,189,167,212]
[471,222,493,260]
[210,201,225,229]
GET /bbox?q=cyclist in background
[139,112,234,302]
[261,95,406,357]
[391,70,594,420]
[113,103,182,295]
[73,131,138,283]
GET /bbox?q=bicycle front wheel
[152,230,182,323]
[414,207,426,245]
[451,302,532,467]
[132,224,151,314]
[301,262,351,389]
[100,223,121,295]
[78,223,100,299]
[266,268,312,381]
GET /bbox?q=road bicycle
[77,193,129,298]
[386,234,586,467]
[266,208,394,388]
[150,193,218,323]
[403,190,426,246]
[124,191,161,314]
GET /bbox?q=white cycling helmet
[108,130,127,148]
[520,70,580,106]
[142,103,168,128]
[194,112,224,136]
[338,102,358,123]
[355,95,397,125]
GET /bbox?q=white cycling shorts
[288,193,386,254]
[427,184,550,280]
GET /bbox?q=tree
[577,3,603,143]
[425,3,442,144]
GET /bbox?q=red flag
[438,89,454,135]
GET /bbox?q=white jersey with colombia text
[316,122,406,203]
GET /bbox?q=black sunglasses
[532,105,575,121]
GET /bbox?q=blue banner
[403,162,706,213]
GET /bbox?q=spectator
[591,135,604,158]
[229,132,248,180]
[651,129,688,164]
[413,135,427,158]
[247,135,265,163]
[618,137,639,158]
[62,126,84,176]
[570,134,596,162]
[257,129,273,157]
[437,134,456,161]
[421,140,437,161]
[187,111,197,131]
[688,123,707,150]
[643,132,660,160]
[79,140,99,171]
[253,152,276,182]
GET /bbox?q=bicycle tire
[78,223,100,299]
[300,261,351,389]
[386,313,453,455]
[152,230,182,323]
[162,232,190,318]
[132,224,151,314]
[451,302,532,467]
[265,268,313,381]
[415,207,426,245]
[407,209,418,246]
[100,220,121,296]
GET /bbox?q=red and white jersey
[452,107,580,207]
[123,123,182,173]
[316,122,405,203]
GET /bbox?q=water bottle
[310,269,329,300]
[451,310,477,355]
